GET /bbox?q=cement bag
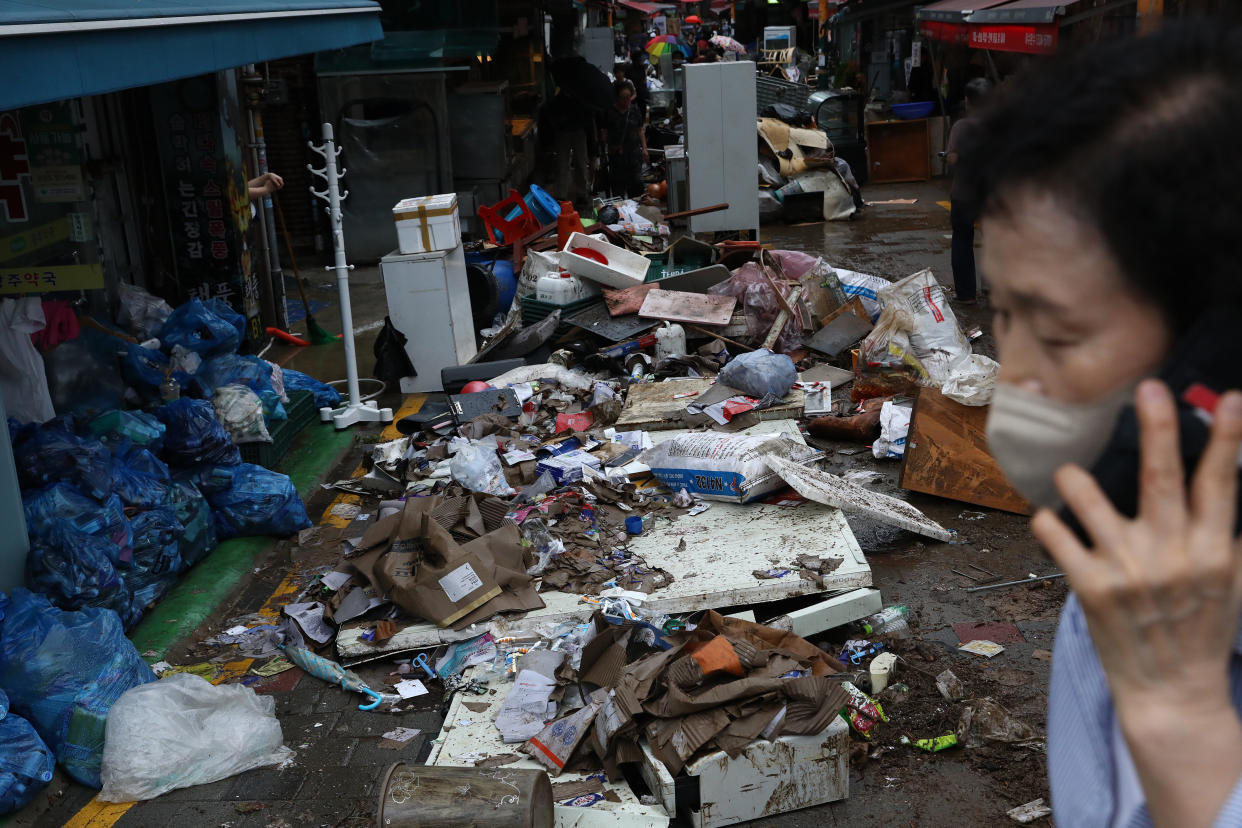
[941,354,999,406]
[865,269,970,385]
[638,433,821,503]
[835,269,891,321]
[99,673,292,801]
[872,401,912,460]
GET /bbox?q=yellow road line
[64,393,428,828]
[61,799,134,828]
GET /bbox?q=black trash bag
[761,104,814,128]
[372,316,415,386]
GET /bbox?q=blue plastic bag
[157,298,242,358]
[118,343,197,403]
[203,463,311,539]
[13,425,113,501]
[198,354,287,420]
[26,522,136,628]
[23,483,133,564]
[0,689,55,815]
[110,456,170,510]
[282,368,341,408]
[127,507,183,610]
[156,398,241,468]
[166,480,216,567]
[0,589,156,788]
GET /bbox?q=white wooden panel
[430,668,671,828]
[684,62,758,235]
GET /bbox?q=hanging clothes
[31,300,80,351]
[0,297,56,424]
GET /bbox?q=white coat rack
[309,122,393,429]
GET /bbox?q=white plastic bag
[942,355,1000,406]
[212,384,272,444]
[449,441,514,496]
[872,401,912,460]
[98,673,292,802]
[864,269,971,385]
[117,282,173,340]
[834,268,892,321]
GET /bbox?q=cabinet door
[684,62,759,234]
[865,120,930,184]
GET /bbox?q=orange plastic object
[688,635,744,677]
[478,189,541,245]
[556,201,587,251]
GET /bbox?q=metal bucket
[376,763,554,828]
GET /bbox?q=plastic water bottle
[160,375,180,402]
[858,606,910,637]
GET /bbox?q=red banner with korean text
[920,20,968,44]
[967,23,1058,55]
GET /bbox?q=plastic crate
[756,75,812,113]
[239,390,318,468]
[520,295,599,335]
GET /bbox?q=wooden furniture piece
[899,386,1032,515]
[864,118,931,184]
[757,47,795,76]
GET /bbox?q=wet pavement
[26,179,1061,828]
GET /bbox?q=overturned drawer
[638,717,849,828]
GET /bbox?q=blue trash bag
[0,689,55,815]
[110,455,170,510]
[157,298,242,358]
[116,443,171,481]
[197,354,287,420]
[281,368,341,409]
[13,424,113,501]
[156,398,241,468]
[26,522,136,628]
[166,480,216,567]
[89,410,165,452]
[0,589,156,788]
[23,483,134,564]
[127,507,183,610]
[119,343,198,403]
[204,463,311,539]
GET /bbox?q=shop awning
[0,0,383,111]
[617,0,676,12]
[967,0,1065,24]
[916,0,1016,23]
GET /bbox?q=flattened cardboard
[638,289,736,327]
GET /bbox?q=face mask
[985,383,1134,510]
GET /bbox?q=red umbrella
[685,14,702,24]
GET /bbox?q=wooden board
[899,386,1032,515]
[638,289,737,327]
[613,378,804,431]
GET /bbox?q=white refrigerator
[379,243,477,393]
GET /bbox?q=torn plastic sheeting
[763,454,953,542]
[941,354,1000,406]
[484,363,596,393]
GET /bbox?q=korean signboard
[151,72,262,343]
[968,24,1058,55]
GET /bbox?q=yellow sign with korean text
[0,217,70,263]
[0,263,103,294]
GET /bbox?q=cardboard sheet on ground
[764,454,953,542]
[638,290,736,327]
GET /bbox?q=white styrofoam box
[560,231,650,288]
[639,718,850,828]
[393,193,460,254]
[535,271,602,306]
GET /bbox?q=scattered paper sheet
[381,727,422,743]
[959,640,1005,658]
[284,602,334,645]
[224,625,249,636]
[320,570,351,591]
[394,679,429,699]
[495,669,557,743]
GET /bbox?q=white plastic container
[535,271,601,306]
[560,231,650,288]
[393,194,460,254]
[654,321,686,359]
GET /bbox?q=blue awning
[0,0,384,111]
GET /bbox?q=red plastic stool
[479,189,541,245]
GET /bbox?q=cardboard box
[393,193,460,254]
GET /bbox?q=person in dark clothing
[947,77,992,304]
[600,79,647,197]
[628,49,650,119]
[549,90,597,210]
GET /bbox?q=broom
[274,195,337,345]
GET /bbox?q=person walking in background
[600,79,647,197]
[946,77,991,304]
[628,49,650,120]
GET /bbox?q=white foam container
[535,271,602,306]
[393,193,460,254]
[560,231,650,288]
